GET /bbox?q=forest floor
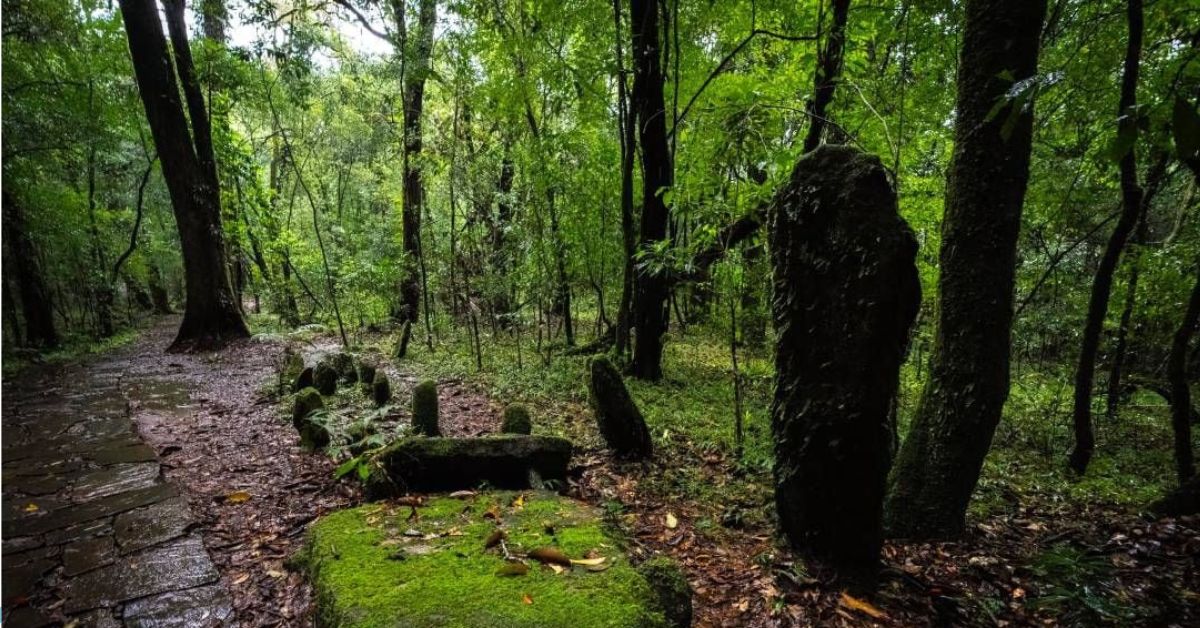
[3,317,1199,626]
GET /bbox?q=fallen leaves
[839,592,887,620]
[522,593,534,605]
[495,562,529,577]
[225,490,252,504]
[665,512,678,529]
[527,547,572,567]
[484,529,507,549]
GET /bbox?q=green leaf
[1103,124,1138,163]
[334,456,360,480]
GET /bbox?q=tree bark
[802,0,851,153]
[1169,262,1200,482]
[885,0,1046,539]
[629,0,673,380]
[118,0,248,350]
[394,0,437,345]
[2,190,59,348]
[1069,0,1145,475]
[612,0,637,360]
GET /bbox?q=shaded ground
[5,320,1197,626]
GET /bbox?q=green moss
[501,404,532,435]
[304,492,668,627]
[293,387,325,428]
[411,379,440,436]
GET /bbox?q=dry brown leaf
[483,504,502,521]
[528,547,572,567]
[23,502,39,513]
[226,490,252,504]
[570,557,607,566]
[231,573,250,585]
[549,564,566,575]
[665,513,678,529]
[522,593,534,605]
[485,529,507,549]
[839,592,887,620]
[449,490,476,498]
[512,494,526,509]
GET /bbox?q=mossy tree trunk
[1069,0,1145,475]
[1168,261,1200,483]
[885,0,1046,539]
[768,145,920,576]
[2,190,59,348]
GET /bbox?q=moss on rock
[364,436,572,498]
[636,557,693,628]
[372,372,391,407]
[302,492,670,627]
[293,387,324,428]
[300,416,332,451]
[295,366,315,393]
[314,361,339,396]
[411,379,440,436]
[501,404,532,435]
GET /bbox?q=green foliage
[1026,544,1138,624]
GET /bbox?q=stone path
[2,331,233,627]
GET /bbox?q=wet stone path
[2,329,232,627]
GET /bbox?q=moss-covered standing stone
[292,387,324,428]
[329,351,357,384]
[637,557,693,628]
[371,371,391,407]
[356,361,377,394]
[281,349,305,391]
[501,403,532,435]
[314,361,338,396]
[411,379,440,436]
[299,416,331,451]
[302,492,672,627]
[588,356,652,460]
[294,366,314,393]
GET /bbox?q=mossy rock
[364,436,572,498]
[329,351,358,384]
[302,492,672,627]
[357,361,377,394]
[588,357,652,460]
[411,379,440,436]
[314,361,339,396]
[501,404,532,435]
[372,372,392,407]
[294,366,315,393]
[636,557,693,628]
[300,416,332,451]
[293,387,325,428]
[281,349,305,388]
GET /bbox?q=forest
[2,0,1200,625]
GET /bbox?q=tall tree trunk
[613,0,637,360]
[1169,262,1200,482]
[629,0,673,380]
[1069,0,1145,475]
[2,190,59,348]
[885,0,1046,539]
[118,0,248,351]
[1106,152,1169,418]
[394,0,437,350]
[492,149,516,323]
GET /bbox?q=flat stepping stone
[63,534,220,614]
[365,435,572,497]
[71,462,161,503]
[302,491,685,627]
[114,497,195,554]
[122,584,234,627]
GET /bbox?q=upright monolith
[767,145,920,577]
[588,357,652,460]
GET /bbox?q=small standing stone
[588,357,652,459]
[292,387,324,428]
[372,372,392,407]
[329,352,357,384]
[313,361,338,396]
[294,366,314,393]
[299,417,331,451]
[501,404,532,435]
[357,361,377,394]
[411,379,440,436]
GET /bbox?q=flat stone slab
[71,462,162,503]
[123,584,234,627]
[114,497,195,554]
[303,491,680,627]
[63,534,115,576]
[365,435,573,497]
[63,534,220,614]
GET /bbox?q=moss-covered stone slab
[302,492,672,627]
[364,436,571,498]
